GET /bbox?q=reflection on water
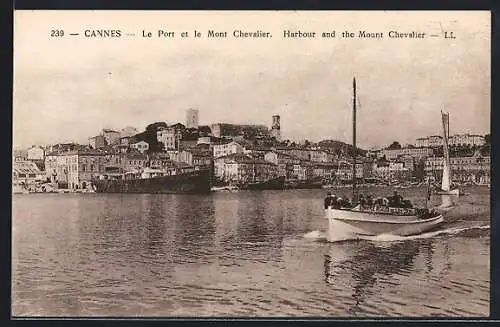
[439,194,457,209]
[324,240,421,315]
[12,187,490,317]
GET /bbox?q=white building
[27,146,45,161]
[448,134,485,146]
[309,150,328,163]
[424,151,490,174]
[415,137,428,148]
[157,127,177,150]
[270,115,281,141]
[186,108,199,129]
[213,141,244,158]
[130,141,149,153]
[13,160,44,185]
[197,136,211,145]
[415,134,485,148]
[120,126,138,138]
[372,161,410,180]
[381,147,433,160]
[102,129,121,145]
[428,135,444,148]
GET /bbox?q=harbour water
[12,186,490,317]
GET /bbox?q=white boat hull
[210,186,239,192]
[436,188,460,196]
[326,207,444,240]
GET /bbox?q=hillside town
[13,108,491,192]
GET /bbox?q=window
[82,164,86,172]
[90,164,94,171]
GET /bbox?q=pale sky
[13,11,490,149]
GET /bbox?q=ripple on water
[11,189,490,317]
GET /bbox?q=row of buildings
[13,107,490,189]
[415,134,485,148]
[15,139,491,190]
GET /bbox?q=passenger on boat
[419,208,437,219]
[324,192,333,209]
[402,199,413,208]
[374,197,388,206]
[336,197,351,208]
[331,194,340,209]
[372,197,390,212]
[358,194,366,206]
[325,193,339,209]
[389,191,404,208]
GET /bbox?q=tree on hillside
[480,134,491,156]
[145,122,168,132]
[413,159,425,180]
[135,122,169,153]
[484,134,490,146]
[387,141,402,150]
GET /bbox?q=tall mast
[352,77,357,200]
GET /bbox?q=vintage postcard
[12,10,490,317]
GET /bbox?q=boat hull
[211,185,239,192]
[326,207,444,239]
[93,169,212,194]
[12,185,29,194]
[285,181,323,190]
[243,176,286,190]
[436,188,460,196]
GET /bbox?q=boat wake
[359,225,490,242]
[303,230,324,240]
[303,225,489,243]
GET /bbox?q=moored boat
[243,176,285,190]
[93,167,212,194]
[435,111,463,196]
[12,184,29,194]
[211,185,240,192]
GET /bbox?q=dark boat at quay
[242,176,286,190]
[92,167,212,194]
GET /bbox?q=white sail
[441,111,452,191]
[441,161,451,191]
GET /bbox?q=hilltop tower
[271,114,281,141]
[186,108,199,129]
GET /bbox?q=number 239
[50,30,64,37]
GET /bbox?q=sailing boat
[325,78,444,240]
[435,111,460,196]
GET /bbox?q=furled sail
[441,111,451,191]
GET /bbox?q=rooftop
[13,161,42,174]
[216,153,275,165]
[103,129,119,133]
[53,149,105,156]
